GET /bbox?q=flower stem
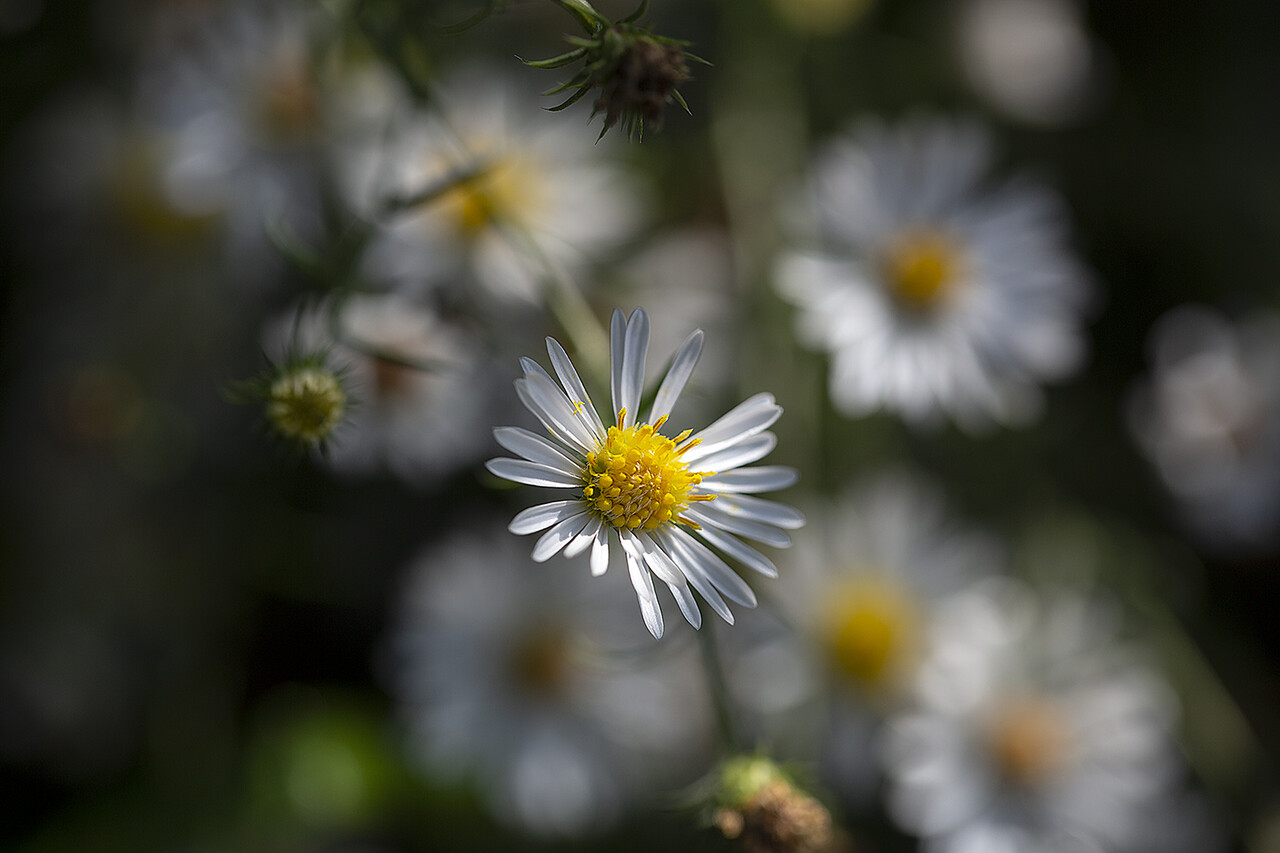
[697,622,741,755]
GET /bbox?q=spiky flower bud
[227,347,351,451]
[528,0,703,140]
[266,364,348,445]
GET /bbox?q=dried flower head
[527,0,704,140]
[712,757,841,853]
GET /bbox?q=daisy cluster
[6,1,1275,852]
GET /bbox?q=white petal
[517,372,600,453]
[683,393,782,463]
[691,432,777,473]
[619,309,649,428]
[648,329,704,423]
[609,308,626,423]
[546,337,607,440]
[702,466,798,493]
[663,525,755,610]
[493,426,582,474]
[686,505,792,548]
[531,512,591,562]
[658,529,735,624]
[694,525,779,578]
[486,458,583,488]
[589,526,610,576]
[624,543,664,638]
[628,530,689,590]
[698,493,807,529]
[667,579,703,630]
[563,515,602,558]
[509,500,581,535]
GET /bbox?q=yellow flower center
[267,366,347,444]
[582,410,715,531]
[438,155,544,237]
[987,695,1070,787]
[821,576,921,690]
[882,228,967,310]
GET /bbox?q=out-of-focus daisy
[134,0,392,281]
[321,293,504,485]
[1127,305,1280,552]
[486,308,804,639]
[881,578,1185,852]
[729,473,1001,800]
[776,116,1092,429]
[341,68,644,303]
[956,0,1102,127]
[383,525,713,836]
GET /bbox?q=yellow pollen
[582,414,713,531]
[882,228,967,310]
[987,696,1071,786]
[820,576,920,691]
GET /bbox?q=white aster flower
[881,578,1187,853]
[384,525,713,837]
[340,68,644,303]
[727,473,1002,802]
[1127,305,1280,552]
[776,116,1092,429]
[486,308,804,639]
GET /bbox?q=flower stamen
[583,411,713,530]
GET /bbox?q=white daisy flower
[485,308,804,639]
[340,68,644,303]
[384,525,714,837]
[776,116,1093,429]
[726,473,1001,802]
[1127,305,1280,552]
[881,578,1187,853]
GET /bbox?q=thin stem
[500,222,611,390]
[697,621,741,755]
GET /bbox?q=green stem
[697,622,741,755]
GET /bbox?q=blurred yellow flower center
[440,156,543,237]
[987,696,1070,786]
[883,229,967,309]
[267,366,347,444]
[582,410,715,531]
[821,577,920,689]
[510,627,572,696]
[259,57,321,141]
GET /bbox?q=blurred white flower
[322,293,506,485]
[340,68,645,303]
[486,308,804,638]
[730,473,1001,801]
[881,579,1186,853]
[776,116,1093,430]
[384,525,713,836]
[1127,305,1280,552]
[133,0,393,280]
[788,473,1003,700]
[956,0,1102,127]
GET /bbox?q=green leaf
[521,47,588,69]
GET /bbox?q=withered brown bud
[594,36,691,134]
[714,779,843,853]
